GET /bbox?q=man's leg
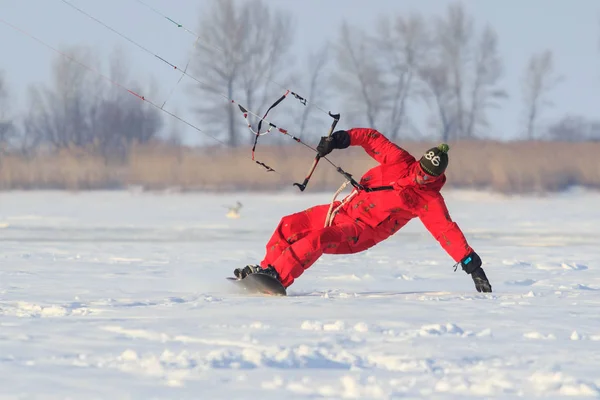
[270,220,364,287]
[260,204,333,268]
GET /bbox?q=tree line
[0,0,599,158]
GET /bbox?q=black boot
[234,265,260,279]
[234,264,281,282]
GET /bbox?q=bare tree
[522,49,562,139]
[24,46,162,158]
[0,71,13,152]
[418,3,506,140]
[547,115,600,142]
[91,48,163,160]
[464,25,507,138]
[333,22,386,128]
[24,46,97,150]
[296,45,330,138]
[418,3,471,141]
[241,1,294,144]
[190,0,246,148]
[376,13,430,140]
[190,0,294,147]
[419,64,456,142]
[434,2,473,138]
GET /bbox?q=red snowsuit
[260,128,473,288]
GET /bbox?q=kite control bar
[293,112,341,192]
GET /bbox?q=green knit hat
[419,143,450,176]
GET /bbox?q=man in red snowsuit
[235,128,492,293]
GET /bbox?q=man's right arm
[317,128,414,165]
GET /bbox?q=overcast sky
[1,0,599,144]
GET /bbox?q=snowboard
[227,273,287,296]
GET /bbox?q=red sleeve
[347,128,414,165]
[418,194,472,262]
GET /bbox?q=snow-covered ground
[1,189,599,399]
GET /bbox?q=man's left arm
[419,195,492,292]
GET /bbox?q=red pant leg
[260,204,333,268]
[270,217,365,288]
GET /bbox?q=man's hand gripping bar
[293,112,341,192]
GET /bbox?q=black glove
[316,130,351,157]
[459,251,492,293]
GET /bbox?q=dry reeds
[0,141,598,194]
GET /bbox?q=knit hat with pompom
[419,143,450,176]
